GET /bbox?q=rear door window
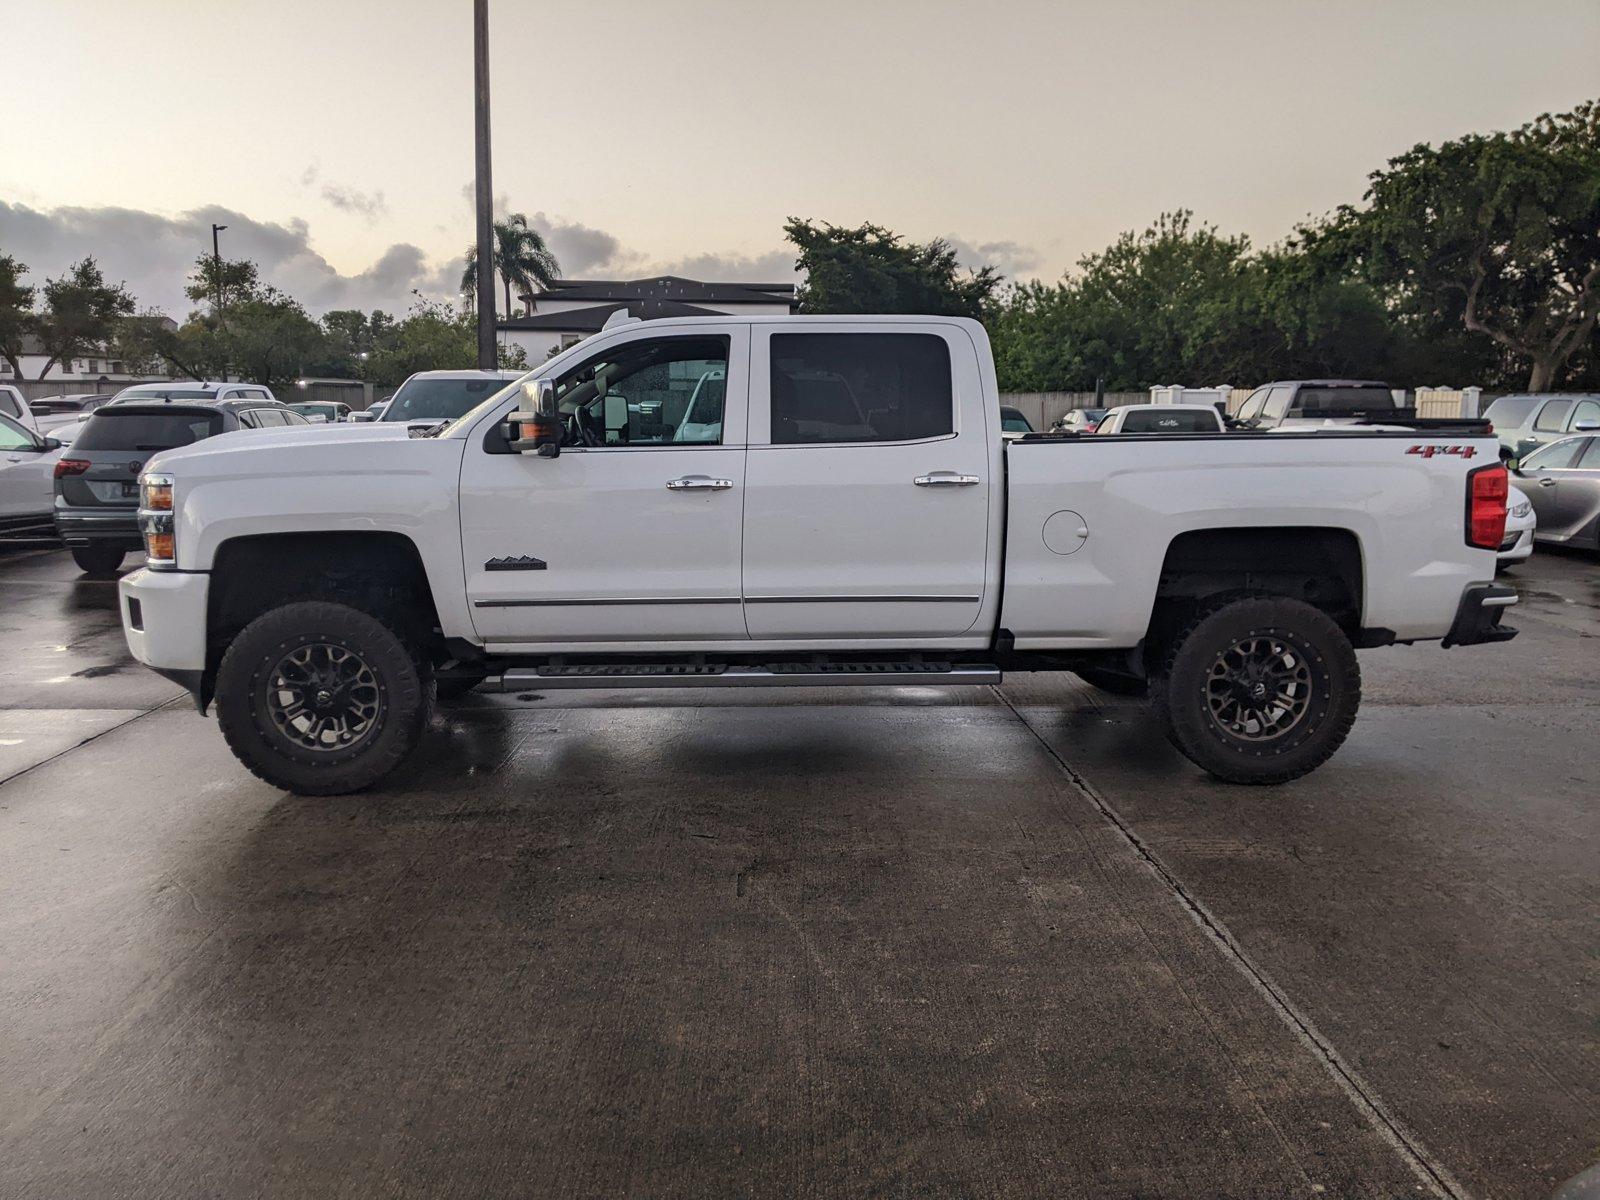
[72,410,221,451]
[770,333,952,444]
[1534,400,1573,432]
[1483,395,1540,429]
[1523,437,1586,470]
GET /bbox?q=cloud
[943,236,1044,280]
[320,184,388,224]
[0,200,456,317]
[651,248,798,283]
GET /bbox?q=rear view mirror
[506,380,561,457]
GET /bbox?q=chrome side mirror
[506,380,561,457]
[1573,418,1600,432]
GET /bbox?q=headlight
[138,472,176,567]
[1511,501,1531,518]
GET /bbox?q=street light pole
[472,0,497,370]
[211,223,228,317]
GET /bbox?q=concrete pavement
[1,545,1595,1198]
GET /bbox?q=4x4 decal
[1407,444,1478,459]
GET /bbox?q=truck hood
[146,421,428,475]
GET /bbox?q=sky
[1,0,1596,318]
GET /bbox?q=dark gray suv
[53,399,308,576]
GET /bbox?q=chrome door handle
[914,472,981,487]
[1537,477,1557,487]
[666,475,734,491]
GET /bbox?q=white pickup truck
[117,316,1517,795]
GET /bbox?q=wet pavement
[1,545,1596,1199]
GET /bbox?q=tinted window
[383,376,514,422]
[1483,395,1540,428]
[1522,437,1585,470]
[1534,400,1573,432]
[73,410,220,451]
[1000,406,1033,433]
[770,333,952,444]
[554,335,730,446]
[115,387,217,402]
[1577,438,1600,467]
[1293,386,1395,414]
[1119,409,1219,432]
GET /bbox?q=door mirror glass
[602,391,628,437]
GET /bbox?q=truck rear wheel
[215,601,429,796]
[1157,596,1359,785]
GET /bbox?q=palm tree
[461,213,562,318]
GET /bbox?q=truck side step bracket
[493,662,1002,690]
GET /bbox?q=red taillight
[53,458,91,479]
[1466,463,1509,550]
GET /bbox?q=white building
[0,323,180,386]
[498,277,796,362]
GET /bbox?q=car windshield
[1000,407,1033,433]
[1482,396,1541,429]
[382,377,514,422]
[291,404,338,418]
[72,409,221,451]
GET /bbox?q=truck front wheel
[1158,597,1360,785]
[215,601,430,796]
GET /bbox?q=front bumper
[55,506,142,550]
[1497,526,1534,563]
[120,568,210,705]
[1441,583,1519,648]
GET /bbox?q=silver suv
[1482,393,1600,463]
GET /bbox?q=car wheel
[70,545,125,577]
[1157,596,1360,785]
[215,601,430,796]
[1074,666,1148,697]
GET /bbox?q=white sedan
[1498,484,1536,569]
[0,412,67,541]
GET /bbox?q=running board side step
[491,662,1002,690]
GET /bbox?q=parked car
[1051,407,1108,434]
[1499,485,1536,569]
[288,401,353,424]
[54,399,309,576]
[1482,393,1600,464]
[1094,404,1226,435]
[1234,380,1403,430]
[1511,434,1600,551]
[111,381,282,405]
[999,406,1035,441]
[35,395,115,437]
[0,412,65,541]
[1,383,42,433]
[379,370,523,427]
[119,314,1516,796]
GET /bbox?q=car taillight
[1466,463,1509,550]
[53,457,91,478]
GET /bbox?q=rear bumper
[55,506,142,549]
[120,567,209,687]
[1441,583,1519,648]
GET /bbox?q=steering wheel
[568,405,604,447]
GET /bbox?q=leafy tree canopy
[783,219,999,319]
[461,213,561,319]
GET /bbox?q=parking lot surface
[1,546,1595,1198]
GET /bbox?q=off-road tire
[1074,667,1149,697]
[71,545,125,577]
[1157,596,1359,785]
[216,601,429,796]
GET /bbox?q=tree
[363,296,526,387]
[32,258,135,378]
[783,219,999,319]
[460,213,561,319]
[185,254,261,312]
[1334,98,1600,391]
[0,253,35,380]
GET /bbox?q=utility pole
[211,223,228,316]
[472,0,496,369]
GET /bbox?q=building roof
[516,276,796,307]
[499,299,727,333]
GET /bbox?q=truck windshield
[382,377,513,422]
